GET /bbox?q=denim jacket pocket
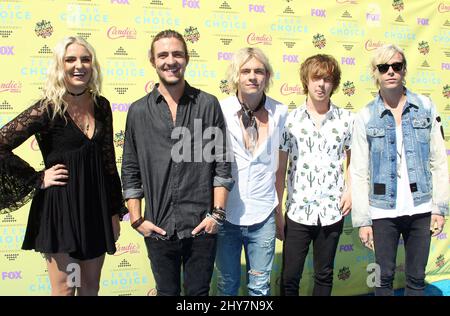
[366,127,385,152]
[412,117,432,143]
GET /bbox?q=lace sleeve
[0,101,49,214]
[98,97,127,219]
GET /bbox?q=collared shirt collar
[298,100,338,122]
[151,81,197,104]
[375,88,419,118]
[231,93,275,117]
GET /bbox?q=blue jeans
[372,212,431,296]
[215,212,276,296]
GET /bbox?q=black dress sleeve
[98,97,128,219]
[0,101,50,214]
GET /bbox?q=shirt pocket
[366,127,385,152]
[412,116,432,143]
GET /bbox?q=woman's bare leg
[77,254,105,296]
[45,253,78,296]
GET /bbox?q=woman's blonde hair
[226,47,273,93]
[370,44,407,88]
[41,36,102,119]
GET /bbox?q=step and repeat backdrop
[0,0,449,296]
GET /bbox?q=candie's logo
[107,27,137,39]
[342,81,355,96]
[30,137,40,151]
[145,80,156,94]
[392,0,404,11]
[147,288,157,296]
[438,3,450,12]
[184,26,200,43]
[0,81,21,93]
[443,84,450,98]
[365,40,384,51]
[246,33,272,45]
[312,33,326,49]
[35,20,53,38]
[114,243,140,256]
[280,83,303,96]
[219,79,230,94]
[418,41,430,55]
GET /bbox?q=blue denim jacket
[351,90,449,227]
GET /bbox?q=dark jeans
[372,212,431,296]
[281,216,344,296]
[144,232,217,296]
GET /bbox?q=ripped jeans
[215,211,275,296]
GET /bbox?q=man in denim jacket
[351,44,448,296]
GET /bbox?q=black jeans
[372,212,431,296]
[281,216,344,296]
[144,232,217,296]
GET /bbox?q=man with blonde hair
[351,44,448,295]
[216,47,288,296]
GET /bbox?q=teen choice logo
[435,254,445,268]
[418,41,430,55]
[219,79,231,94]
[392,0,404,11]
[35,20,53,38]
[184,26,200,44]
[114,130,125,148]
[338,266,351,280]
[312,33,326,49]
[443,84,450,99]
[342,81,356,96]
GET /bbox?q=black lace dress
[0,96,125,260]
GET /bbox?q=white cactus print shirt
[279,102,354,226]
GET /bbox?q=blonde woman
[0,36,126,295]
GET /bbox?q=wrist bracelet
[212,212,225,222]
[212,206,226,219]
[206,213,223,226]
[213,206,226,213]
[131,217,144,229]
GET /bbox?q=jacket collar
[375,88,419,118]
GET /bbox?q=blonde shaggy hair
[370,44,407,88]
[226,47,273,93]
[41,36,102,119]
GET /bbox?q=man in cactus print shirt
[276,54,354,296]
